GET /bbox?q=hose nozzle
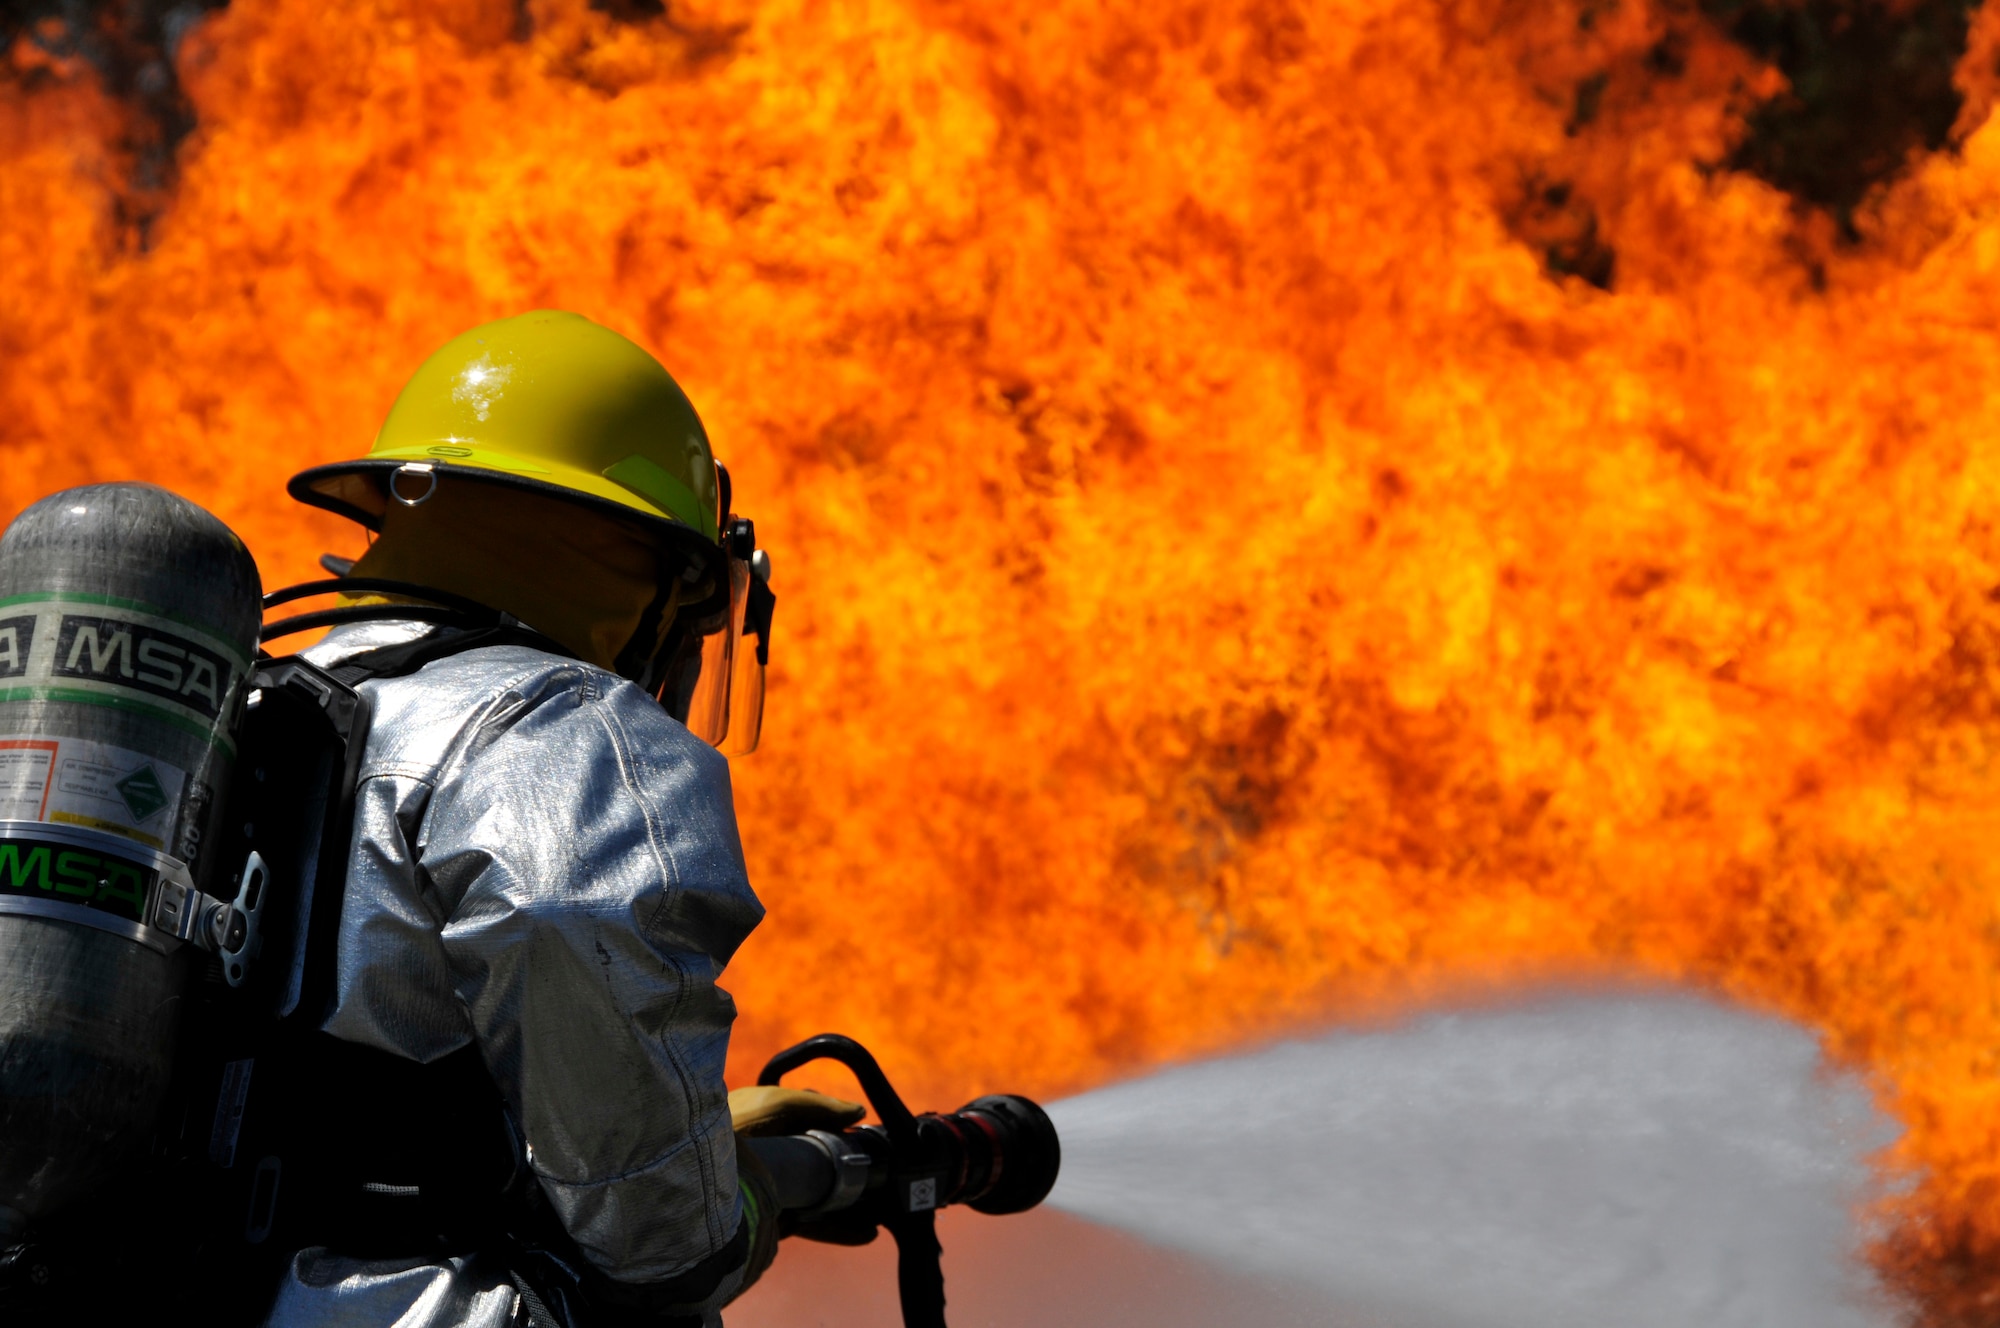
[745,1033,1063,1328]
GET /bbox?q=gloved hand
[733,1138,783,1297]
[726,1085,870,1295]
[728,1084,866,1137]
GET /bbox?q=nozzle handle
[758,1033,918,1151]
[758,1034,945,1328]
[890,1210,944,1328]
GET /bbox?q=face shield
[651,516,772,756]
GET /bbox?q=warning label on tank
[0,735,187,850]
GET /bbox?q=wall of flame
[9,0,2000,1305]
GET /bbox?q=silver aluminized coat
[262,622,763,1328]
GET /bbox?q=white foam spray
[1044,987,1907,1328]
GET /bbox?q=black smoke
[0,0,224,198]
[1705,0,1979,230]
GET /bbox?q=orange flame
[10,0,2000,1307]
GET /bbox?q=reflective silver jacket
[262,623,764,1327]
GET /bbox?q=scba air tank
[0,484,261,1237]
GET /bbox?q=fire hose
[742,1034,1062,1328]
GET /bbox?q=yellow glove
[728,1085,866,1137]
[726,1086,869,1301]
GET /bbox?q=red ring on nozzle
[958,1109,1007,1203]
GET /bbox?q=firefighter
[265,310,860,1326]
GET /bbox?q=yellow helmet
[289,310,722,560]
[282,310,769,755]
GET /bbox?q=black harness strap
[257,579,581,679]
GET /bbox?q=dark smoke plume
[2,1,223,185]
[1706,0,1978,227]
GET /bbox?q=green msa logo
[0,835,155,923]
[115,765,169,822]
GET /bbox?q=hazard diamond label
[115,765,169,823]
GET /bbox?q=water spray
[1036,989,1898,1328]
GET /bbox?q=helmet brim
[289,458,722,569]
